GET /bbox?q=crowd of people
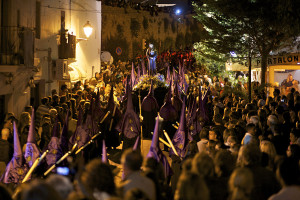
[0,58,300,200]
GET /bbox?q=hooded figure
[1,121,29,184]
[24,109,41,168]
[102,140,108,163]
[120,76,130,113]
[46,118,63,167]
[93,88,105,130]
[186,94,198,137]
[69,106,89,149]
[147,115,173,178]
[133,136,140,151]
[196,86,209,134]
[169,97,190,159]
[141,81,159,138]
[130,62,137,88]
[59,111,70,155]
[119,84,141,150]
[160,83,178,122]
[166,65,171,85]
[137,64,141,81]
[159,84,178,151]
[103,86,121,148]
[169,97,192,193]
[172,81,183,114]
[179,62,188,94]
[141,59,147,76]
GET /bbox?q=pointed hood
[25,109,41,168]
[52,117,60,138]
[126,83,134,112]
[187,93,198,136]
[102,140,108,163]
[108,85,114,105]
[27,108,35,143]
[1,121,29,183]
[197,86,208,122]
[167,78,173,104]
[180,65,188,94]
[93,89,105,129]
[133,136,140,151]
[198,86,203,109]
[130,62,137,88]
[147,115,173,178]
[13,121,22,157]
[170,97,189,159]
[121,76,130,103]
[69,105,90,149]
[172,81,183,113]
[59,110,70,154]
[178,97,186,132]
[137,64,141,81]
[166,65,171,84]
[46,117,62,167]
[141,59,147,75]
[172,68,177,83]
[178,61,182,82]
[159,84,178,121]
[142,80,159,112]
[147,116,160,156]
[120,82,141,141]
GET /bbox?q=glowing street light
[175,9,181,15]
[83,21,93,38]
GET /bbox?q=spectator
[228,168,254,200]
[125,188,150,200]
[241,123,256,145]
[80,159,116,200]
[269,158,300,200]
[119,149,156,200]
[197,127,209,153]
[237,144,280,200]
[46,174,73,199]
[174,172,209,200]
[0,128,13,177]
[35,97,50,127]
[21,180,63,200]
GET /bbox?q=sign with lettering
[226,53,300,71]
[266,53,300,66]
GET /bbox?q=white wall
[274,70,300,85]
[0,0,36,117]
[37,0,101,94]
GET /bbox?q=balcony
[0,26,34,67]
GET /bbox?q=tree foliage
[193,0,300,83]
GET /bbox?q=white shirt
[268,186,300,200]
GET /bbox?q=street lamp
[83,21,93,38]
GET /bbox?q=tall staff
[138,90,143,151]
[109,104,117,131]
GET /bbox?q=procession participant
[141,81,159,139]
[118,84,141,151]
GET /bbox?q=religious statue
[146,43,157,76]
